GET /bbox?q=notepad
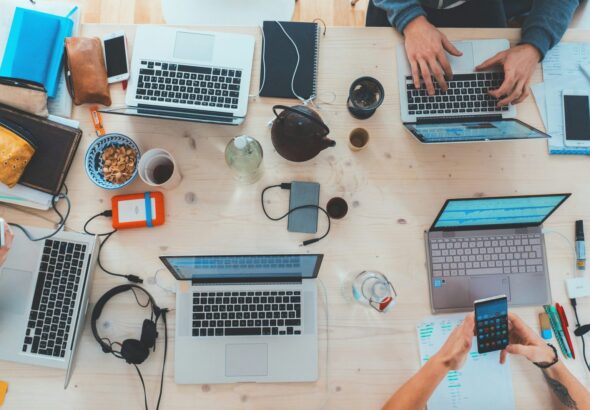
[0,7,73,98]
[259,21,320,100]
[417,314,515,410]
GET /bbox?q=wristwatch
[533,343,559,369]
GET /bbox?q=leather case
[64,37,111,106]
[0,77,48,117]
[0,103,82,195]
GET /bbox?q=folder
[0,7,73,98]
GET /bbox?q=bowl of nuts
[84,133,141,190]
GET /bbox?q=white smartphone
[102,31,130,84]
[562,89,590,147]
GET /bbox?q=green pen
[544,305,571,358]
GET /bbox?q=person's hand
[0,222,14,266]
[500,312,556,365]
[475,44,541,107]
[433,313,475,370]
[403,16,462,96]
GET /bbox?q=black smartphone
[287,181,320,234]
[474,295,509,354]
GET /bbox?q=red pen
[556,303,576,359]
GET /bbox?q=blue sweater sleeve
[520,0,579,59]
[372,0,426,33]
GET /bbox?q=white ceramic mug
[138,148,182,190]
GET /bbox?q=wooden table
[2,25,590,409]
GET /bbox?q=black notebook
[259,21,320,100]
[0,103,82,196]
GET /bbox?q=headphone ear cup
[121,339,149,365]
[140,319,158,349]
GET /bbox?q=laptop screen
[431,194,570,230]
[405,118,548,143]
[160,254,323,282]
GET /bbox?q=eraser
[542,329,553,340]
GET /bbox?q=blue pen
[576,220,585,271]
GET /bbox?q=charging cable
[570,298,590,373]
[83,210,142,284]
[261,183,331,246]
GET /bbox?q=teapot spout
[323,137,336,148]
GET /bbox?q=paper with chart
[417,314,515,410]
[536,43,590,154]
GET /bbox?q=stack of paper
[417,314,515,410]
[0,0,80,118]
[531,43,590,155]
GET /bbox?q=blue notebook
[0,7,74,98]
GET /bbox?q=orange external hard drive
[111,192,165,229]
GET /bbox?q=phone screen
[564,95,590,141]
[104,36,128,78]
[475,295,508,353]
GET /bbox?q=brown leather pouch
[0,118,36,188]
[64,37,111,106]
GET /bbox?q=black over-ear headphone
[91,284,168,410]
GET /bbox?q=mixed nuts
[101,145,136,184]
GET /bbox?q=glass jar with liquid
[224,135,263,184]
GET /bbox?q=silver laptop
[160,254,322,384]
[425,194,570,313]
[0,226,98,387]
[397,39,548,143]
[100,26,255,125]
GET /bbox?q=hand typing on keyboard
[403,16,462,95]
[475,44,541,107]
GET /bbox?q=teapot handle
[272,105,330,135]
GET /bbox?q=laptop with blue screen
[425,194,570,312]
[159,254,323,384]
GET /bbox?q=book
[0,7,73,98]
[259,21,320,100]
[0,103,81,196]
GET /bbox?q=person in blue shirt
[368,0,581,106]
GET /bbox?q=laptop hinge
[190,277,303,286]
[416,114,503,124]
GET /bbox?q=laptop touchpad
[226,344,268,377]
[0,268,33,314]
[469,276,510,303]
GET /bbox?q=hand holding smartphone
[474,295,509,353]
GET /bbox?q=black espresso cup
[347,76,385,119]
[327,197,349,219]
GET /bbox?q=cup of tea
[348,128,370,151]
[138,148,182,190]
[327,197,348,219]
[347,76,385,119]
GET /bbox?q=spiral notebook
[259,21,320,100]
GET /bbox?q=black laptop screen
[431,194,570,230]
[406,118,548,143]
[160,254,323,282]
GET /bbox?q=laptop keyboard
[406,73,509,116]
[135,60,242,109]
[430,234,544,277]
[22,239,87,358]
[192,291,302,337]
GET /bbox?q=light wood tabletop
[2,24,590,409]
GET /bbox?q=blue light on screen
[407,120,544,142]
[475,297,507,321]
[434,195,567,228]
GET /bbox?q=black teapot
[271,105,335,162]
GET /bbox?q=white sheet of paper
[417,314,515,410]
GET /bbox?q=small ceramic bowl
[84,133,141,190]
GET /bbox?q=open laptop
[160,254,322,384]
[100,26,255,125]
[396,39,549,143]
[0,226,98,387]
[425,194,570,313]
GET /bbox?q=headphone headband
[91,284,161,354]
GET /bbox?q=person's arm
[382,314,475,410]
[501,312,590,410]
[521,0,580,60]
[0,221,13,266]
[372,0,462,95]
[475,0,579,106]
